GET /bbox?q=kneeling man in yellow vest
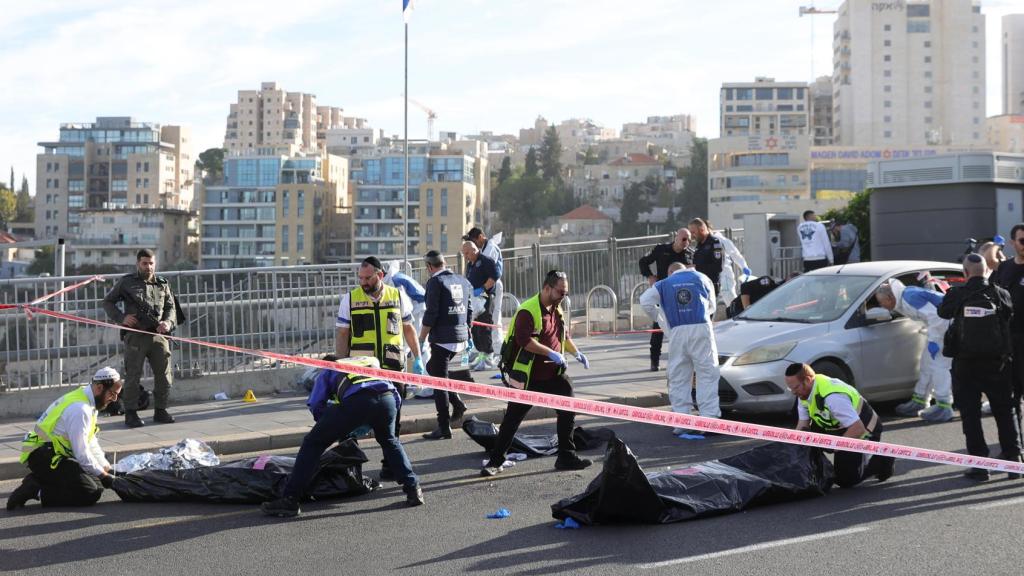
[785,363,896,488]
[7,367,123,510]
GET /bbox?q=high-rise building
[620,115,696,163]
[832,0,986,147]
[35,116,193,240]
[224,81,351,156]
[1004,14,1024,115]
[810,76,834,146]
[71,208,192,269]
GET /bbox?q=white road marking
[638,526,870,569]
[969,496,1024,511]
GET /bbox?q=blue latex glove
[994,234,1006,247]
[742,267,752,276]
[473,286,485,297]
[412,357,426,375]
[486,508,511,519]
[575,351,590,369]
[467,337,475,351]
[546,350,566,367]
[554,517,580,530]
[927,341,940,359]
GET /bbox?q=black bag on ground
[103,385,150,416]
[551,437,834,525]
[462,417,614,456]
[945,285,1011,360]
[112,439,377,504]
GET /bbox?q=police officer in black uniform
[419,250,474,439]
[102,248,181,428]
[637,228,694,371]
[688,218,725,319]
[938,253,1022,480]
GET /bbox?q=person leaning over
[482,270,591,477]
[785,363,895,488]
[418,250,472,440]
[102,248,181,429]
[7,368,124,510]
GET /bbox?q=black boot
[451,404,466,424]
[554,452,593,471]
[5,474,40,510]
[421,427,452,440]
[404,484,424,507]
[125,410,144,428]
[997,452,1023,480]
[153,408,175,424]
[261,496,300,518]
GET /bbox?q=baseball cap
[93,367,121,382]
[462,227,483,241]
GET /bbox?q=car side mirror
[864,307,893,324]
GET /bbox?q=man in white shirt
[8,367,123,510]
[798,210,834,272]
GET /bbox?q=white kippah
[93,366,121,382]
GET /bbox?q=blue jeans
[283,391,417,499]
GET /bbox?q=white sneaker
[982,401,992,415]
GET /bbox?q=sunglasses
[1016,237,1024,245]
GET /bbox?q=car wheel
[811,360,852,385]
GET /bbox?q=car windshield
[739,274,878,324]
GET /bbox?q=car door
[848,273,926,398]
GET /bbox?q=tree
[583,146,599,165]
[538,126,564,183]
[678,137,708,221]
[16,175,32,222]
[524,147,539,178]
[27,246,54,276]
[497,156,512,186]
[0,187,16,229]
[195,148,226,184]
[822,189,873,261]
[8,167,13,193]
[616,182,651,237]
[492,174,546,230]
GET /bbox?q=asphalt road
[3,408,1024,576]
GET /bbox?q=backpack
[944,285,1011,360]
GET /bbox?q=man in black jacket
[938,253,1022,480]
[992,223,1024,419]
[419,250,473,439]
[638,228,693,371]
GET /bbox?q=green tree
[583,146,599,165]
[822,189,872,261]
[538,127,563,183]
[27,246,54,276]
[524,147,539,178]
[8,167,13,193]
[16,176,32,221]
[616,182,651,237]
[195,148,226,184]
[493,174,547,230]
[0,186,16,229]
[678,137,708,221]
[497,156,512,186]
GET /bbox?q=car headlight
[732,342,798,366]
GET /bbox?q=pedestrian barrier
[584,285,617,338]
[11,299,1024,476]
[629,281,650,331]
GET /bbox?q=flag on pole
[403,0,414,23]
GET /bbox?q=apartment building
[71,207,191,269]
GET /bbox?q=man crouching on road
[261,357,422,517]
[785,362,895,488]
[7,368,123,510]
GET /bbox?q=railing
[0,231,756,391]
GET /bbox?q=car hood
[714,319,831,356]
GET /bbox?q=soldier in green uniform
[102,249,179,428]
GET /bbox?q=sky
[0,0,1020,192]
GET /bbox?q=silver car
[715,261,965,414]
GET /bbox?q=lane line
[969,495,1024,511]
[638,526,870,569]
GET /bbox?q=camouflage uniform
[102,273,177,410]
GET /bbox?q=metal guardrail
[584,285,617,338]
[0,231,755,391]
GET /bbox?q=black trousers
[832,421,894,488]
[1011,336,1024,404]
[803,259,830,272]
[650,322,664,365]
[952,358,1022,458]
[490,374,576,462]
[428,344,469,428]
[26,445,104,507]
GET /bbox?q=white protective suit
[714,233,750,306]
[482,232,505,357]
[890,279,953,405]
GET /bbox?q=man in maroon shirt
[481,270,592,477]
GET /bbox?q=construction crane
[799,4,838,79]
[407,97,437,141]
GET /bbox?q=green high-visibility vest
[349,284,404,370]
[20,386,98,469]
[503,294,566,389]
[801,374,874,433]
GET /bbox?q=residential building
[719,77,810,138]
[0,231,32,279]
[70,208,191,269]
[224,81,350,156]
[1005,14,1024,115]
[620,115,696,162]
[555,204,613,242]
[199,153,348,268]
[810,76,834,146]
[832,0,986,147]
[986,114,1024,153]
[35,116,193,239]
[572,153,665,207]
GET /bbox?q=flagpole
[403,20,410,272]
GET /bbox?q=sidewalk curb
[0,391,669,481]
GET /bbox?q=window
[907,4,929,17]
[297,191,305,217]
[777,87,793,100]
[143,161,149,172]
[924,41,931,48]
[297,225,305,251]
[924,86,932,93]
[924,101,933,109]
[281,225,289,252]
[426,188,433,217]
[884,85,892,92]
[924,71,932,79]
[884,130,892,138]
[883,40,891,47]
[908,20,930,33]
[924,116,933,123]
[884,100,891,108]
[883,55,891,62]
[884,70,892,77]
[282,191,289,216]
[883,115,892,123]
[735,88,753,100]
[440,224,448,252]
[883,24,891,31]
[440,189,448,217]
[924,56,931,63]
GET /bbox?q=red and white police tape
[28,275,105,306]
[11,303,1024,475]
